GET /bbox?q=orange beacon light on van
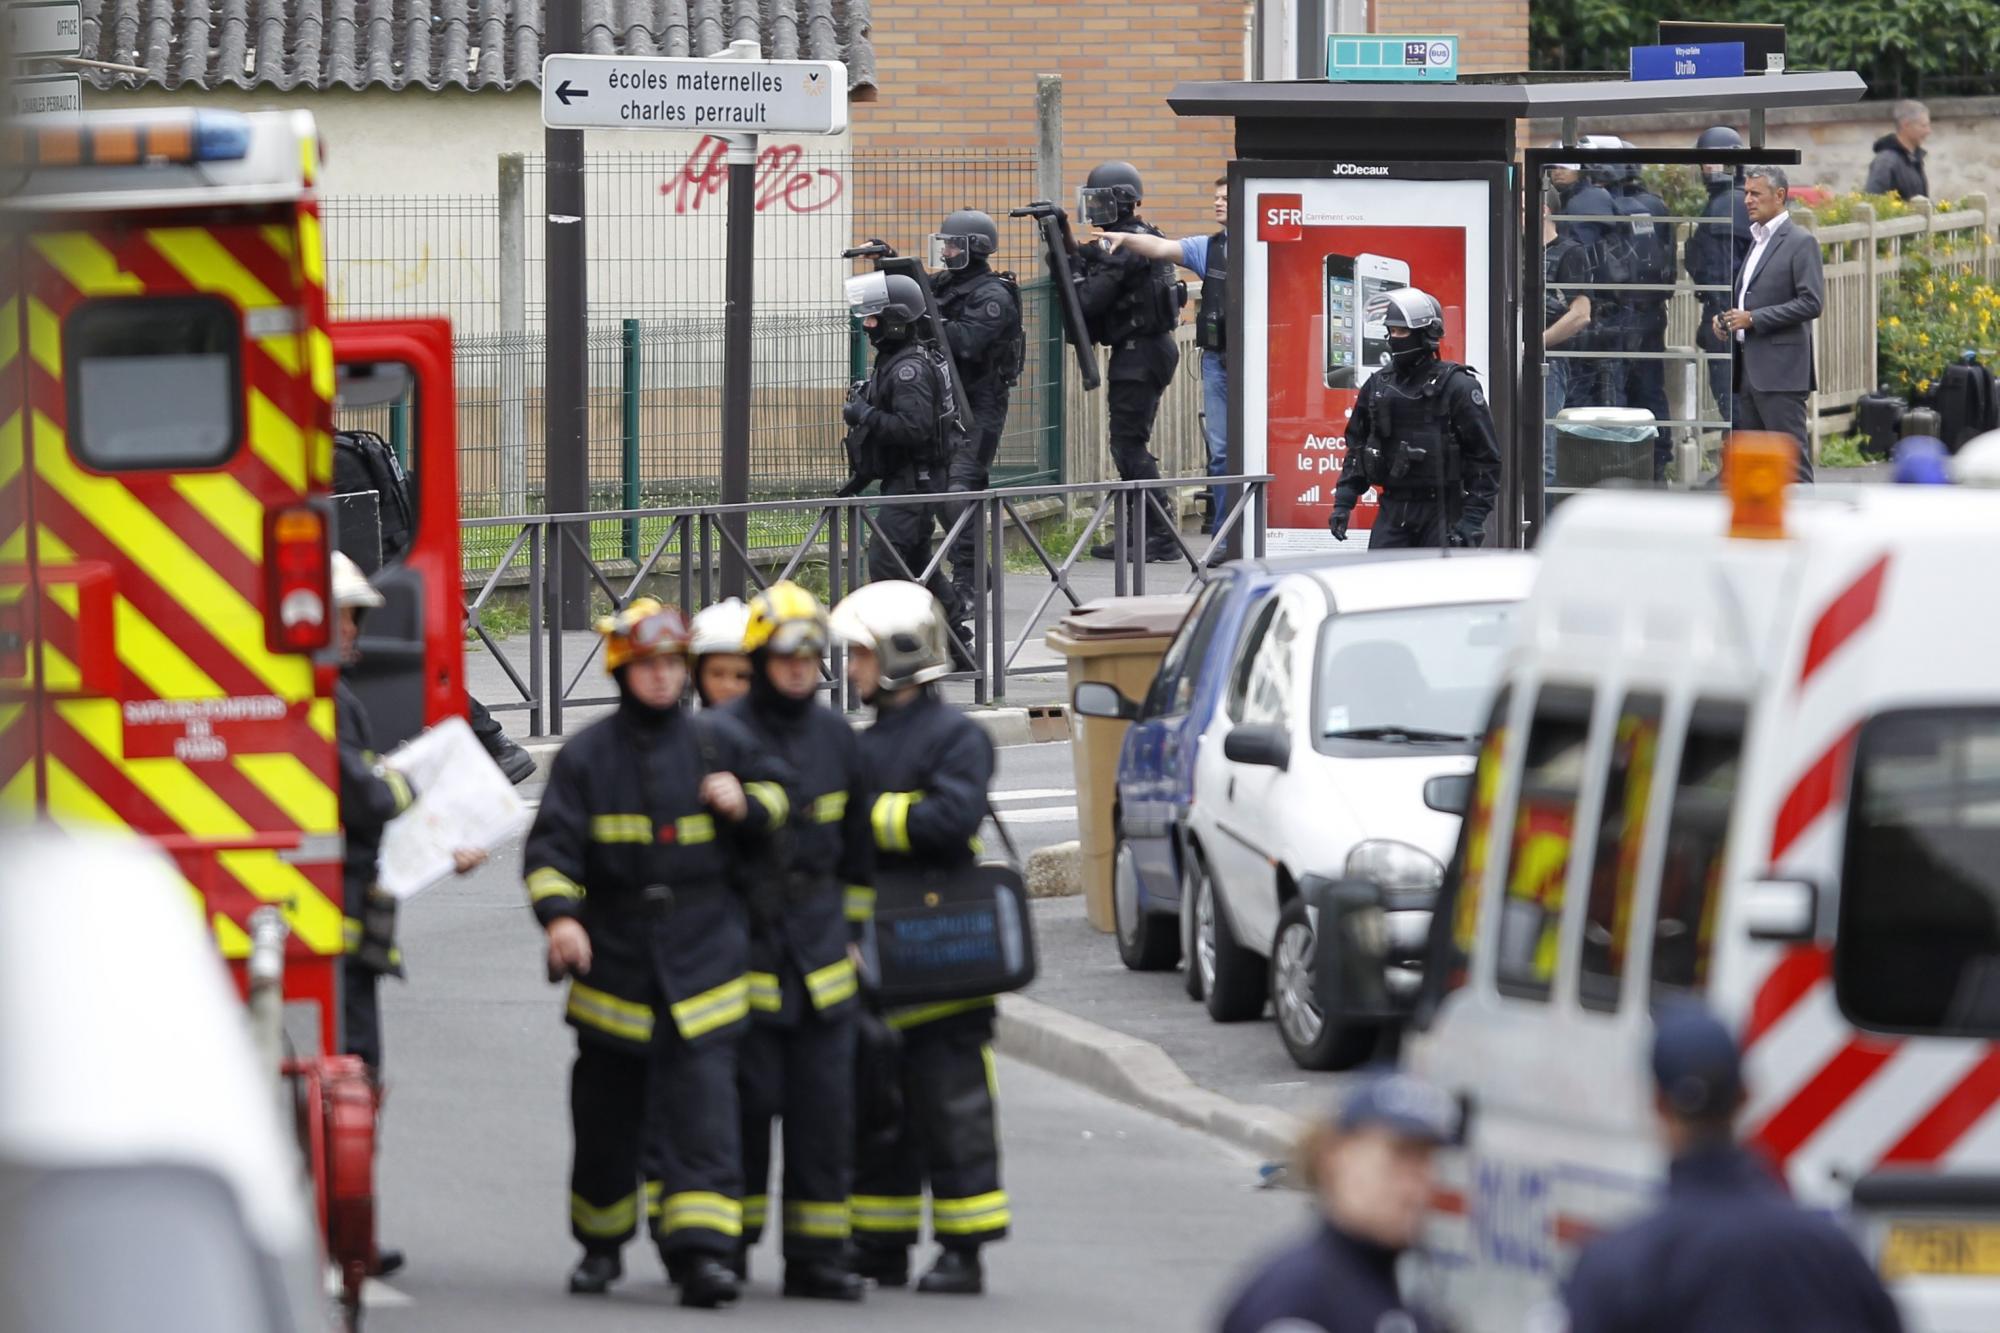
[1725,433,1794,540]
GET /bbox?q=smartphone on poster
[1324,254,1359,389]
[1356,254,1412,383]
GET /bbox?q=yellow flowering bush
[1881,258,2000,398]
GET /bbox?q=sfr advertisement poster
[1240,171,1493,552]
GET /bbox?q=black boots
[370,1247,405,1278]
[567,1251,622,1295]
[783,1258,867,1302]
[849,1243,910,1288]
[679,1255,742,1309]
[917,1247,985,1295]
[489,734,536,784]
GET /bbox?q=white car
[1182,551,1535,1070]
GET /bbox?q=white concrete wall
[90,85,855,337]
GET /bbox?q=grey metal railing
[463,474,1270,735]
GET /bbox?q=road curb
[994,993,1307,1163]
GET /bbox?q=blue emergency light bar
[7,109,253,168]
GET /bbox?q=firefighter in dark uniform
[830,581,1007,1296]
[1073,161,1185,563]
[931,210,1023,645]
[845,271,958,615]
[725,582,872,1302]
[524,597,791,1307]
[331,551,483,1281]
[1218,1072,1458,1333]
[1329,286,1502,551]
[1561,1004,1904,1333]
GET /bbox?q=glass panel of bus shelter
[1536,157,1743,513]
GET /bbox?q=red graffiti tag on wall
[662,136,846,215]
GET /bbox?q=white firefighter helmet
[690,598,753,658]
[1952,430,2000,486]
[829,581,951,689]
[331,551,384,610]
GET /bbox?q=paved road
[369,849,1302,1331]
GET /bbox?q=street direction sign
[8,0,82,58]
[539,54,847,134]
[9,71,80,120]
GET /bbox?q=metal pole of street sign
[544,0,589,626]
[718,40,760,601]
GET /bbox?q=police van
[1405,439,2000,1332]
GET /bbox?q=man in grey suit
[1715,166,1824,481]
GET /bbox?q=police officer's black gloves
[1448,517,1485,549]
[842,399,872,428]
[1329,508,1351,542]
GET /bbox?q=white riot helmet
[829,581,951,690]
[331,551,384,610]
[690,598,752,658]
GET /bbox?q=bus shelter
[1168,71,1865,549]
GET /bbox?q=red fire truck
[2,107,468,1325]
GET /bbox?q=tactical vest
[1360,363,1470,494]
[1103,220,1187,343]
[938,266,1025,387]
[876,339,966,469]
[1195,230,1227,353]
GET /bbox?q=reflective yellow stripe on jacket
[590,813,652,843]
[567,981,655,1043]
[805,957,858,1010]
[670,975,750,1039]
[812,790,849,824]
[872,790,922,853]
[744,780,789,826]
[844,884,875,924]
[747,970,783,1014]
[527,866,584,903]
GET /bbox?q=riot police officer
[830,581,1007,1296]
[1604,148,1675,477]
[524,598,791,1306]
[1073,161,1184,563]
[1328,287,1501,550]
[1562,1003,1903,1333]
[1548,148,1622,408]
[930,210,1023,644]
[844,272,959,616]
[725,582,872,1302]
[1685,126,1753,431]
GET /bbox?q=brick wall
[1374,0,1529,74]
[852,1,1248,250]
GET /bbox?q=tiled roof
[79,1,875,94]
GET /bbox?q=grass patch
[1006,513,1103,573]
[1819,433,1873,470]
[466,597,531,645]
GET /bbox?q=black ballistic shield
[1010,201,1102,392]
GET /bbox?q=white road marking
[983,807,1078,825]
[992,788,1075,803]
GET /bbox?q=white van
[1404,465,2000,1333]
